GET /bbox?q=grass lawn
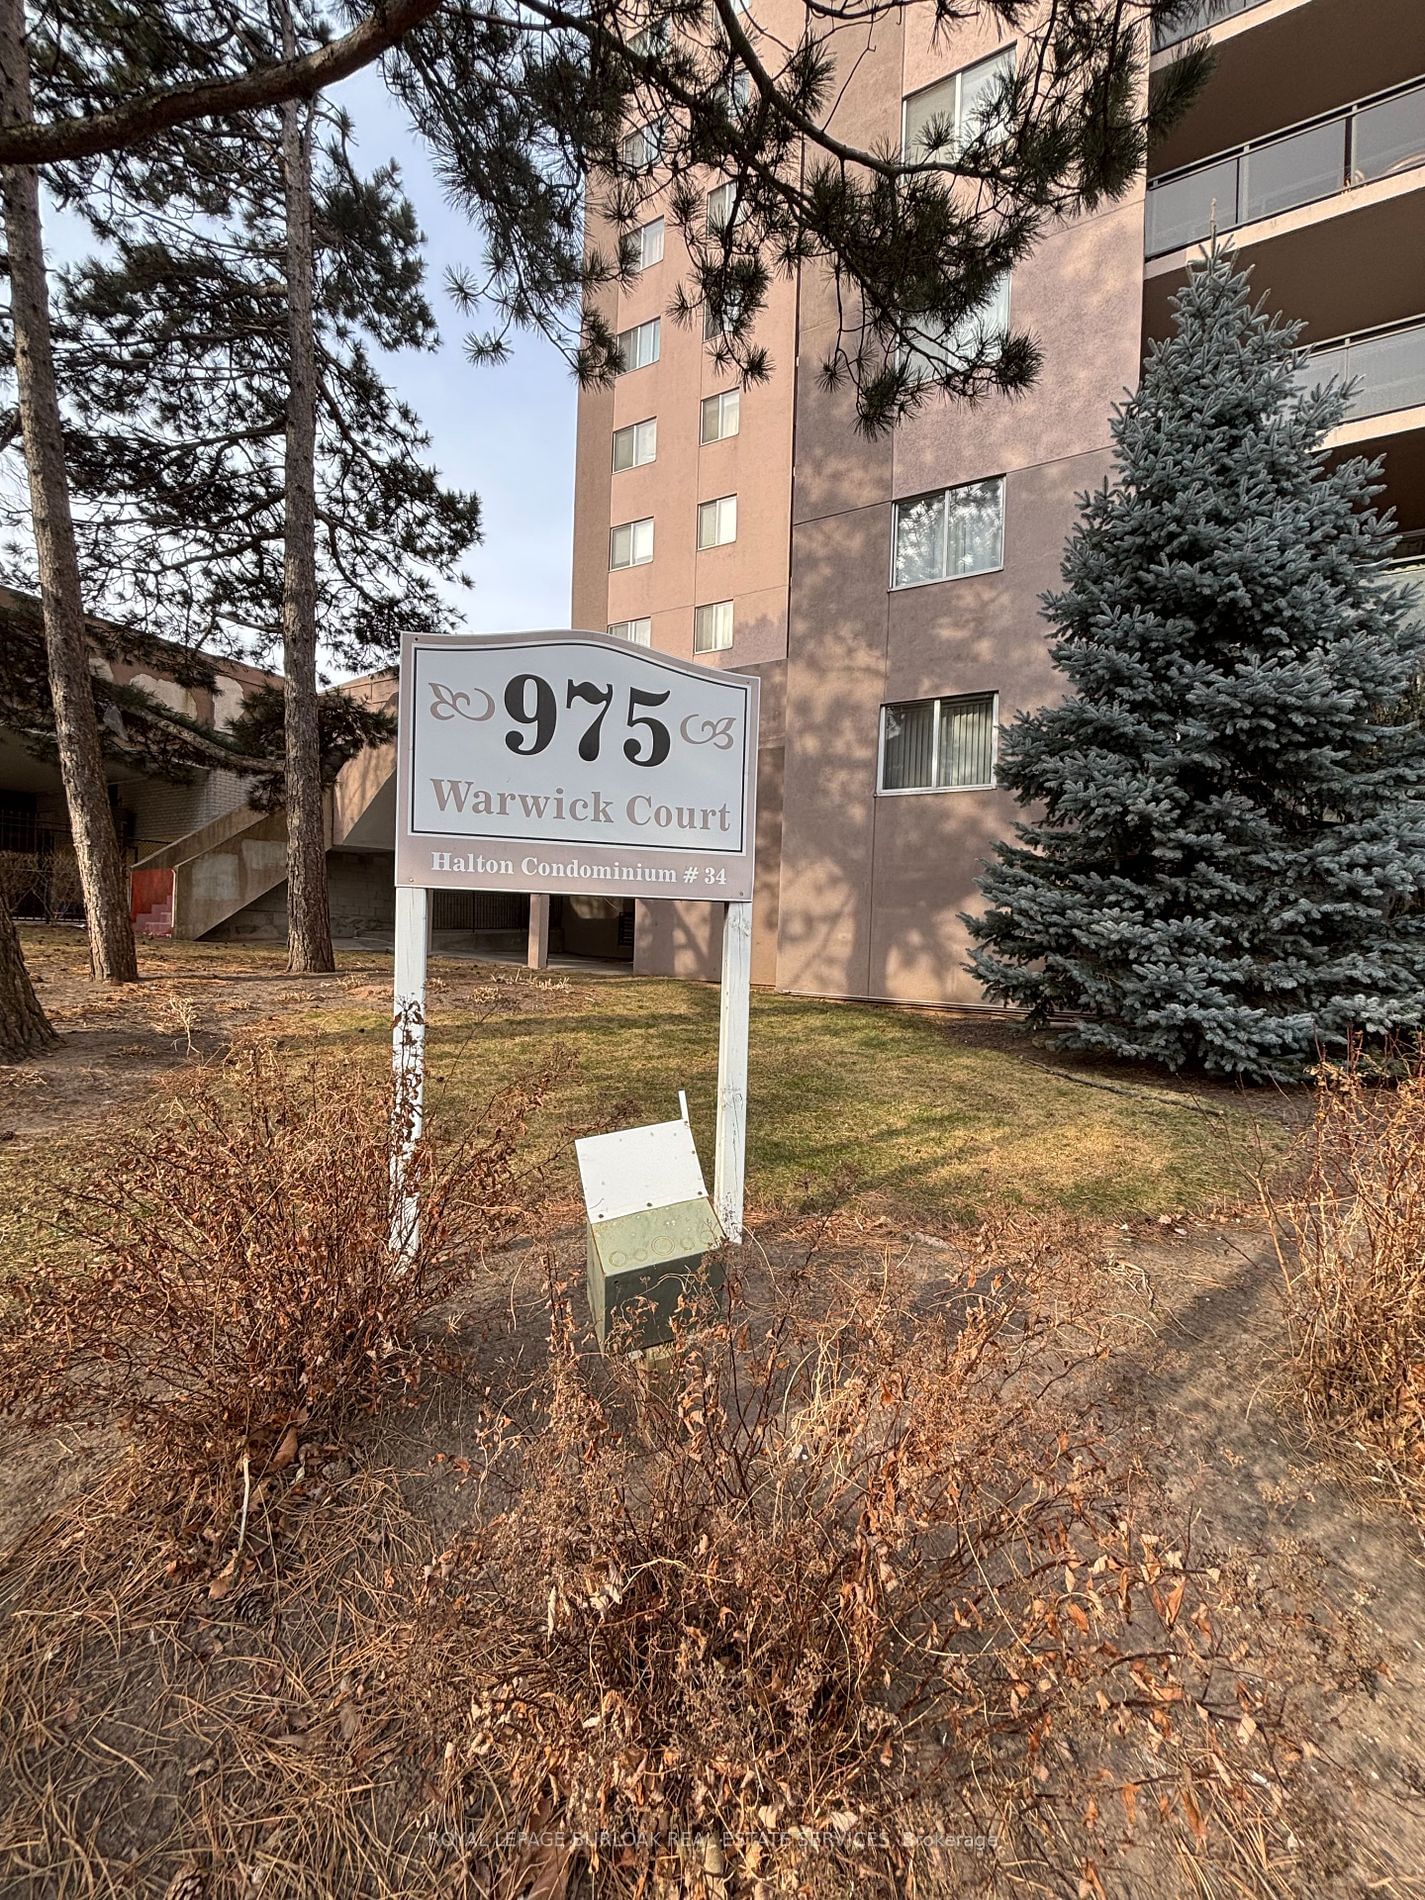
[0,929,1277,1234]
[416,975,1270,1224]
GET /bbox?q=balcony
[1153,0,1269,54]
[1385,558,1424,631]
[1145,77,1425,259]
[1297,316,1425,428]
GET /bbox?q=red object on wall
[130,867,175,937]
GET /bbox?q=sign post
[714,899,752,1243]
[390,629,760,1256]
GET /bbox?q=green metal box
[576,1103,724,1353]
[585,1197,725,1350]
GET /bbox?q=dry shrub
[0,1222,1322,1898]
[0,1040,543,1533]
[414,1238,1297,1898]
[1263,1044,1425,1517]
[0,847,82,921]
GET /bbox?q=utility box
[576,1097,724,1352]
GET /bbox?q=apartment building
[570,0,1425,1005]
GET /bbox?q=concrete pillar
[528,893,550,970]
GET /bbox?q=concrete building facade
[570,0,1425,1004]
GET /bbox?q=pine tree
[967,251,1425,1081]
[0,0,138,985]
[8,17,481,972]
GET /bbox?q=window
[609,617,652,645]
[629,18,668,57]
[612,417,657,470]
[633,216,664,270]
[726,68,751,113]
[902,273,1010,384]
[902,46,1015,160]
[706,180,740,236]
[616,318,660,373]
[700,388,741,443]
[694,600,733,652]
[697,494,737,549]
[880,694,996,792]
[610,517,654,569]
[891,477,1003,587]
[619,120,662,170]
[704,290,744,341]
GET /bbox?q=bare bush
[0,846,82,920]
[413,1240,1295,1897]
[1263,1044,1425,1518]
[0,1217,1321,1896]
[0,1041,544,1533]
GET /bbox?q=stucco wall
[769,9,1148,1007]
[207,850,398,941]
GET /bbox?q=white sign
[390,628,759,1251]
[395,630,759,902]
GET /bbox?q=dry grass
[0,1457,445,1898]
[1262,1046,1425,1522]
[5,924,1275,1232]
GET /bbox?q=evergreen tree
[967,251,1425,1081]
[4,14,481,972]
[51,126,477,662]
[0,0,138,985]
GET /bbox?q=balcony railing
[1153,0,1270,54]
[1385,560,1424,628]
[1145,76,1425,258]
[1297,316,1425,425]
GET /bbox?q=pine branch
[0,0,439,165]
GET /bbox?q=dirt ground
[0,934,1422,1897]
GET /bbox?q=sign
[395,630,760,902]
[390,628,760,1253]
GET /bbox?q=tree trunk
[0,0,138,985]
[278,7,333,975]
[0,904,55,1059]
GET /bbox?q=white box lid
[576,1113,710,1223]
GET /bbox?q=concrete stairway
[130,804,289,940]
[129,737,399,941]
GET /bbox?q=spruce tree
[967,250,1425,1081]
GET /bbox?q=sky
[338,66,579,635]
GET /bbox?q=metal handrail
[1296,313,1425,426]
[1145,74,1425,258]
[1149,73,1424,190]
[1301,312,1425,358]
[1153,0,1270,55]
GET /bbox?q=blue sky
[340,67,579,634]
